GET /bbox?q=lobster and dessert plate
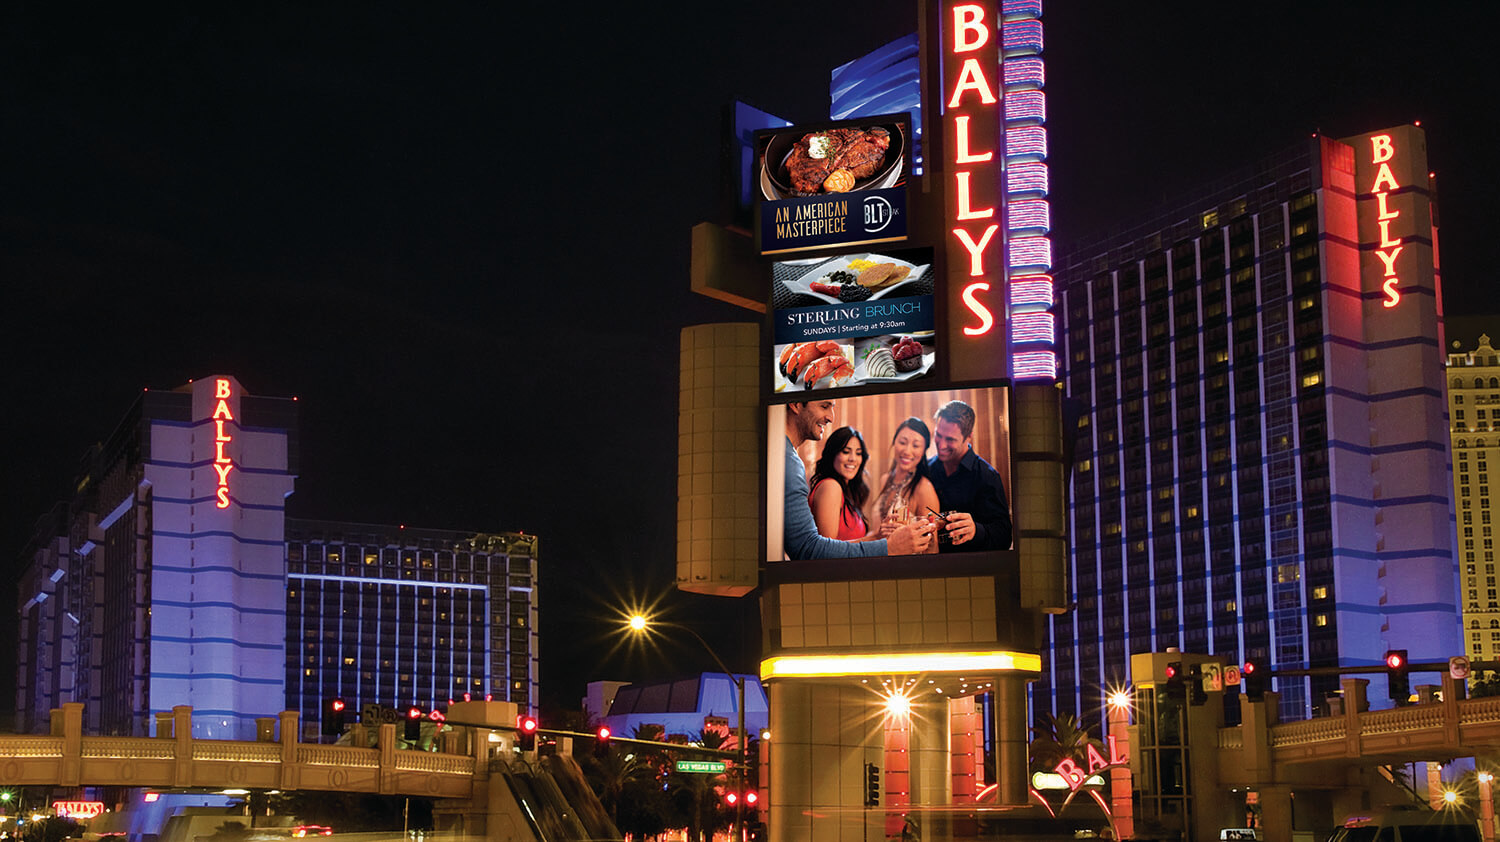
[773,336,934,392]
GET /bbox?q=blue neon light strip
[288,572,491,591]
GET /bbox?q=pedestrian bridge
[0,703,478,799]
[1216,673,1500,785]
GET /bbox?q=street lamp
[628,613,749,842]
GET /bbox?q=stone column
[767,680,883,842]
[1258,785,1294,842]
[908,694,952,842]
[992,675,1029,806]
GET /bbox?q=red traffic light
[744,790,759,806]
[724,792,739,806]
[407,706,423,720]
[519,715,539,734]
[330,699,345,713]
[1164,664,1177,679]
[596,725,611,741]
[1243,661,1256,675]
[1385,650,1407,670]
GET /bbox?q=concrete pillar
[992,675,1029,806]
[279,710,299,790]
[60,702,84,786]
[1480,773,1495,842]
[1108,699,1134,841]
[767,680,884,842]
[1259,785,1294,842]
[909,695,952,842]
[173,706,194,788]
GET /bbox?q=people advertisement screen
[770,246,936,395]
[755,114,911,255]
[768,385,1012,562]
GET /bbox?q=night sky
[4,4,1497,718]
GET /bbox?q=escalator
[492,754,620,842]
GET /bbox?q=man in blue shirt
[927,399,1013,552]
[783,400,931,560]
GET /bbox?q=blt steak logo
[863,195,896,233]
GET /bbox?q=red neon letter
[953,116,994,165]
[215,419,231,442]
[1383,278,1402,309]
[215,378,232,399]
[1108,734,1128,765]
[213,399,235,421]
[1085,744,1110,776]
[1054,757,1085,790]
[953,224,999,276]
[954,172,995,220]
[1370,134,1394,164]
[961,282,995,336]
[1375,192,1400,221]
[1370,162,1399,193]
[215,441,231,464]
[1376,246,1403,276]
[217,487,231,509]
[947,58,998,108]
[951,4,988,52]
[214,462,233,485]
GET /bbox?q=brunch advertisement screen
[756,114,910,255]
[771,246,935,395]
[768,386,1012,562]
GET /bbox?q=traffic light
[1186,663,1208,706]
[1243,661,1267,701]
[864,762,881,807]
[1163,660,1185,704]
[594,725,611,757]
[1386,649,1410,703]
[405,706,423,742]
[322,698,346,736]
[517,714,539,751]
[744,790,759,808]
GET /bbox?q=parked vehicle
[1327,805,1482,842]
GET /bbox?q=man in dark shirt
[926,400,1013,552]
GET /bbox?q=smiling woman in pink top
[808,426,877,541]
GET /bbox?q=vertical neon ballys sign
[212,377,235,508]
[1368,134,1404,308]
[943,1,1055,382]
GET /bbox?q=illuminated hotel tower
[1047,126,1460,722]
[1447,332,1500,664]
[16,376,539,739]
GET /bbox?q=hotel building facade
[1045,125,1460,722]
[1447,333,1500,664]
[15,376,538,739]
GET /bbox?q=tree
[20,817,80,842]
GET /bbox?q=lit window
[1314,614,1328,627]
[1302,372,1322,388]
[1312,586,1328,599]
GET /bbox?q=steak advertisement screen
[767,386,1012,562]
[756,114,910,255]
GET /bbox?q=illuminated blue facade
[16,376,539,739]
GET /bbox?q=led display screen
[768,385,1012,562]
[756,114,911,255]
[770,246,935,395]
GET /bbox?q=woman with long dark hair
[870,417,941,547]
[809,426,877,541]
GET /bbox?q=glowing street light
[627,613,749,842]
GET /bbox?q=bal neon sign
[211,377,235,508]
[1051,734,1129,792]
[1367,133,1404,309]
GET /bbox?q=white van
[1220,829,1262,841]
[1326,805,1482,841]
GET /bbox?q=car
[1327,805,1482,842]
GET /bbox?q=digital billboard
[756,114,911,255]
[770,246,935,394]
[768,385,1012,562]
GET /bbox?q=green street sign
[675,760,728,774]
